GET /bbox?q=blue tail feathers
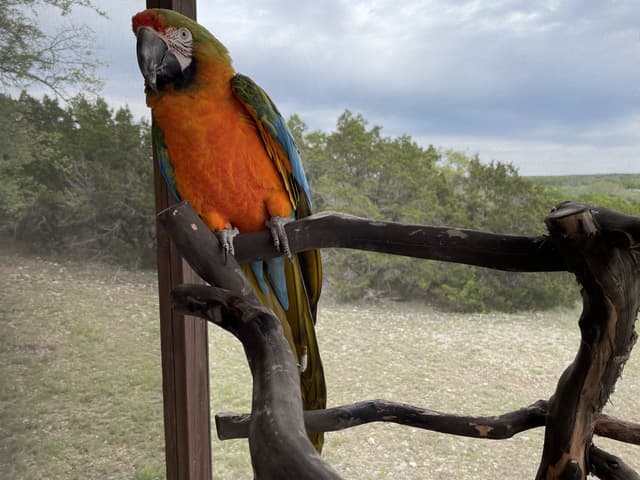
[250,257,289,310]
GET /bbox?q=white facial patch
[164,26,194,71]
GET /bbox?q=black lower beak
[136,27,181,92]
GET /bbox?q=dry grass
[0,253,165,480]
[210,301,640,479]
[1,252,638,479]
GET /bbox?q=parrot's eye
[178,28,192,42]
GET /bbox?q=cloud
[198,1,639,142]
[419,133,640,176]
[35,0,639,174]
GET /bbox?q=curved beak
[136,26,181,92]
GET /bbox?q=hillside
[530,173,640,205]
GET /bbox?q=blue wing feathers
[275,119,312,207]
[266,256,289,310]
[231,74,314,311]
[250,261,270,297]
[152,120,180,201]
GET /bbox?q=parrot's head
[132,9,231,93]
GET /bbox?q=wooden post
[145,1,211,479]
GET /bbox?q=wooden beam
[149,0,196,18]
[145,1,211,479]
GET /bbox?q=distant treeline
[2,93,638,311]
[0,93,156,265]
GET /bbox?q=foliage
[0,92,155,266]
[532,174,640,215]
[290,111,579,311]
[0,0,105,98]
[3,95,635,310]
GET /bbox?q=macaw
[132,9,326,451]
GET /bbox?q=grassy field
[1,252,639,479]
[530,173,640,204]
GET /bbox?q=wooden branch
[215,399,548,441]
[589,445,640,480]
[535,202,640,480]
[216,400,640,447]
[594,414,640,445]
[160,201,566,272]
[157,201,261,306]
[159,200,640,479]
[172,284,342,480]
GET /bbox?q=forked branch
[172,284,342,480]
[535,202,640,480]
[158,200,640,480]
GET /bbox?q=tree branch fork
[159,200,640,480]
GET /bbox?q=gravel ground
[210,301,640,479]
[1,252,638,479]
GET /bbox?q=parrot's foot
[216,226,240,261]
[266,216,293,259]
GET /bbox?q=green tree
[292,110,577,311]
[0,100,590,310]
[0,0,105,97]
[423,153,575,311]
[443,154,553,234]
[575,194,640,216]
[0,94,45,232]
[0,93,155,266]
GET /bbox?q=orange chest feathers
[152,93,293,233]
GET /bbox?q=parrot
[132,9,326,451]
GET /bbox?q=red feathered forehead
[132,10,165,34]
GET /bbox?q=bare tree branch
[0,0,105,98]
[172,284,342,480]
[215,401,640,447]
[535,202,640,480]
[594,414,640,446]
[215,399,549,441]
[590,445,640,480]
[160,200,566,272]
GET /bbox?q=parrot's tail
[242,250,326,452]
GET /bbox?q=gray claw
[216,226,239,261]
[266,216,293,259]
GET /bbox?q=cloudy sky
[43,0,639,176]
